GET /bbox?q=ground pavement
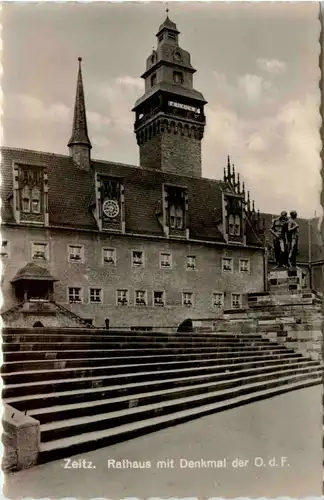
[3,385,322,499]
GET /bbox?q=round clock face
[103,199,120,218]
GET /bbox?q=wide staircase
[2,326,322,464]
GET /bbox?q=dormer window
[31,186,41,213]
[228,214,234,236]
[22,185,30,213]
[14,163,48,226]
[173,71,183,84]
[165,185,187,235]
[234,215,241,236]
[169,204,183,229]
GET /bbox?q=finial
[252,200,255,212]
[242,181,245,197]
[166,1,169,14]
[247,191,251,211]
[227,155,231,178]
[223,167,226,182]
[78,57,82,63]
[237,173,241,193]
[232,163,236,188]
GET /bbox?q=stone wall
[139,130,202,177]
[2,226,265,328]
[2,404,40,472]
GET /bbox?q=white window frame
[103,247,116,265]
[153,290,165,307]
[89,287,103,304]
[239,258,250,273]
[132,250,145,268]
[31,241,49,261]
[182,292,193,307]
[160,252,172,269]
[231,293,242,309]
[135,290,147,306]
[116,289,129,306]
[186,255,196,270]
[68,287,83,304]
[0,239,10,258]
[222,257,233,273]
[68,244,84,263]
[212,292,224,310]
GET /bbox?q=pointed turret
[68,57,92,170]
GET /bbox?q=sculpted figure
[269,211,288,268]
[287,211,299,268]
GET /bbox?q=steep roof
[1,147,229,243]
[67,58,92,149]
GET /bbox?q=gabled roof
[1,146,230,243]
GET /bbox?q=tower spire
[68,57,92,170]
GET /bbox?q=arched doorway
[33,321,44,327]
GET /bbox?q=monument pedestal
[268,267,303,293]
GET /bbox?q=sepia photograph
[0,1,323,498]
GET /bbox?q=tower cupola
[133,13,207,178]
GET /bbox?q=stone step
[1,333,268,344]
[5,349,310,398]
[2,350,318,385]
[6,356,313,411]
[0,350,307,374]
[38,373,322,463]
[2,339,287,352]
[27,362,321,426]
[39,367,322,443]
[3,347,301,363]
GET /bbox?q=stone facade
[139,129,202,178]
[2,225,265,328]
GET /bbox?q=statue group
[269,211,299,269]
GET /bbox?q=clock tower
[133,14,207,178]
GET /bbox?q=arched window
[33,321,44,327]
[31,186,41,213]
[234,215,241,236]
[21,185,30,213]
[228,214,234,235]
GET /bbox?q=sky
[2,1,322,218]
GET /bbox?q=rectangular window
[153,291,165,307]
[212,292,224,309]
[103,248,116,265]
[222,257,233,272]
[89,288,102,304]
[160,252,172,269]
[68,287,82,303]
[68,245,84,262]
[116,289,129,306]
[32,242,48,261]
[132,250,144,268]
[186,255,196,270]
[239,258,250,273]
[182,292,193,307]
[168,33,176,40]
[135,290,147,306]
[173,71,183,84]
[231,293,242,309]
[0,240,9,258]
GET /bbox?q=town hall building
[1,14,322,329]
